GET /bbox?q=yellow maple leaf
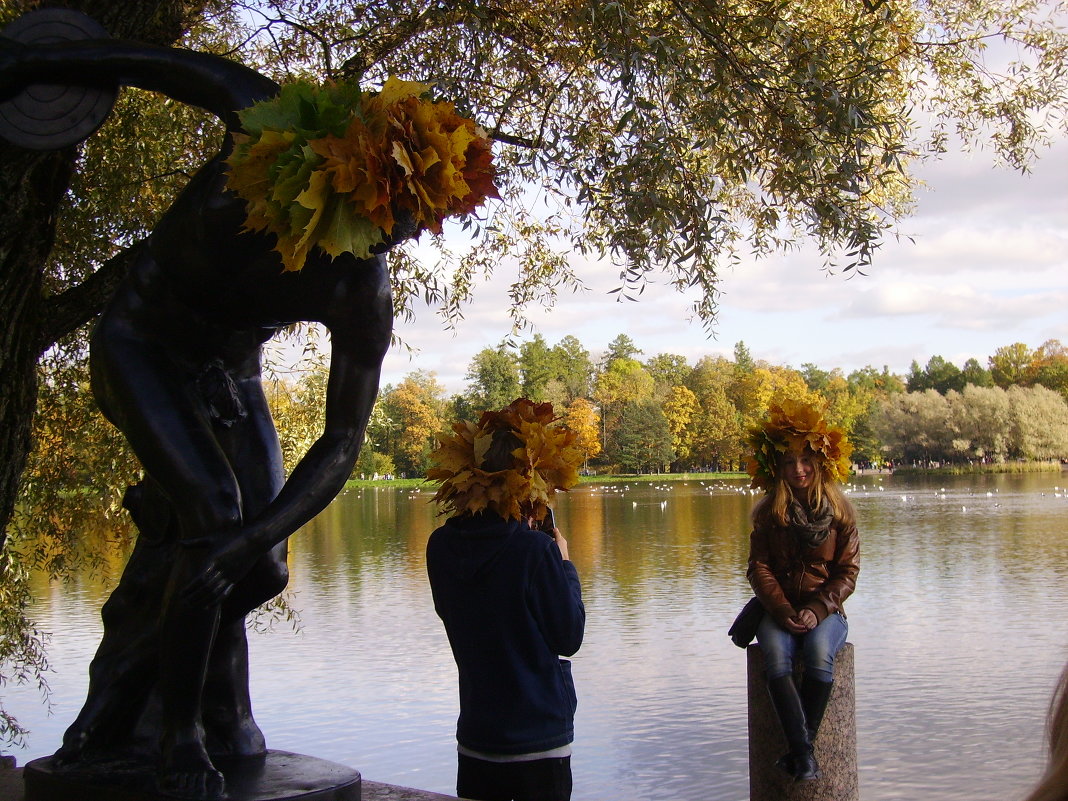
[226,130,297,233]
[294,170,332,246]
[372,76,432,109]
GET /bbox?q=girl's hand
[525,516,570,561]
[552,528,570,561]
[796,609,818,630]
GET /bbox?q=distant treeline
[269,335,1068,479]
[22,335,1068,554]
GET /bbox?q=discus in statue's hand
[0,8,116,151]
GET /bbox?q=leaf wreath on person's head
[226,76,499,271]
[426,398,583,521]
[745,398,853,490]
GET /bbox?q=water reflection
[7,473,1068,801]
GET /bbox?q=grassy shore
[892,461,1065,476]
[343,471,749,490]
[343,462,1068,489]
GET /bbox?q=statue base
[24,750,360,801]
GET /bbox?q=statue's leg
[156,552,227,798]
[54,509,173,766]
[201,377,288,759]
[201,545,289,760]
[90,332,248,798]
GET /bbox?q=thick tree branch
[338,4,471,77]
[37,241,143,353]
[491,130,538,148]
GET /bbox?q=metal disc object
[0,8,116,150]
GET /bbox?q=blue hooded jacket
[426,510,585,755]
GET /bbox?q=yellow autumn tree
[662,385,698,468]
[734,365,821,440]
[594,357,655,454]
[563,397,601,470]
[691,384,744,471]
[378,371,447,475]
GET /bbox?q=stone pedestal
[747,643,858,801]
[23,750,360,801]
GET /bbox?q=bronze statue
[1,10,439,799]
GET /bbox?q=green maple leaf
[270,145,321,206]
[316,197,383,259]
[239,80,363,141]
[238,82,316,136]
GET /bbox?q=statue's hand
[180,536,254,607]
[370,207,420,253]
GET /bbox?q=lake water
[5,472,1068,800]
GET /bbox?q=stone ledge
[362,781,459,801]
[0,767,461,801]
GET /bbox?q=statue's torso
[103,155,392,369]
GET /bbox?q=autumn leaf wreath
[226,76,499,271]
[427,399,583,522]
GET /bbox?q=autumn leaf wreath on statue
[426,399,583,522]
[226,76,499,270]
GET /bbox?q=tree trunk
[0,149,73,551]
[0,0,210,549]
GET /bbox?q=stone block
[747,642,858,801]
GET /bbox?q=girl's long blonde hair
[752,449,855,529]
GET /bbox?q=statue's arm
[254,325,390,541]
[181,260,394,606]
[0,37,279,129]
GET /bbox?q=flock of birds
[870,482,1065,512]
[585,480,760,510]
[388,478,1067,517]
[580,479,1067,515]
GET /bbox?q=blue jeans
[756,611,848,682]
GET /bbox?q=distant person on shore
[744,399,860,782]
[1022,663,1068,801]
[425,399,586,801]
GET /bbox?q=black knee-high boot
[800,675,834,741]
[767,674,820,781]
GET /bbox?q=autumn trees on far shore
[294,335,1068,480]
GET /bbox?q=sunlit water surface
[6,472,1068,801]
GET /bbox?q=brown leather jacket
[747,520,860,626]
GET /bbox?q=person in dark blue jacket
[426,399,586,801]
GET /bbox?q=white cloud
[909,136,1068,224]
[836,279,1066,326]
[903,226,1067,273]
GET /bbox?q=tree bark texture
[0,149,72,552]
[0,0,210,548]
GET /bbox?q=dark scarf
[787,495,834,548]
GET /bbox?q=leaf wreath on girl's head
[745,398,853,490]
[426,398,583,521]
[225,76,499,272]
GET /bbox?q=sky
[372,134,1068,396]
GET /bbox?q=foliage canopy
[24,0,1068,336]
